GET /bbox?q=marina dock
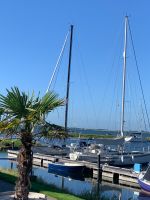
[8,150,140,189]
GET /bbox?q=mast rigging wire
[128,20,150,131]
[46,31,70,93]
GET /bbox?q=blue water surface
[0,152,148,199]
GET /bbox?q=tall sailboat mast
[121,16,128,137]
[65,25,74,132]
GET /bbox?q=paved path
[0,180,56,200]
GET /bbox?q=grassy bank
[69,133,114,139]
[0,168,84,200]
[0,138,42,150]
[0,139,21,150]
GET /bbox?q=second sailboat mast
[121,16,128,137]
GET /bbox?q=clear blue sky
[0,0,150,130]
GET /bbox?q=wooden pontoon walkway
[7,150,140,188]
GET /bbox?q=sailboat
[70,16,150,166]
[108,16,150,166]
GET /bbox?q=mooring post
[97,153,102,182]
[12,141,14,150]
[96,153,102,198]
[41,159,43,167]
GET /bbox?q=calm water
[0,152,149,199]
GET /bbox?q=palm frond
[35,122,67,140]
[0,118,21,131]
[38,91,64,113]
[0,87,29,118]
[0,87,65,139]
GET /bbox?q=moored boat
[48,162,85,179]
[105,16,150,166]
[138,165,150,192]
[109,152,150,166]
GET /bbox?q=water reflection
[0,152,150,199]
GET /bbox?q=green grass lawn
[0,168,84,200]
[69,133,114,139]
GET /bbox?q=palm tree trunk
[15,131,32,200]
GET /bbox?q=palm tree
[0,87,65,200]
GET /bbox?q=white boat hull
[70,151,150,166]
[95,137,124,145]
[109,152,150,166]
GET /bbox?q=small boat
[124,132,147,143]
[48,162,85,179]
[69,151,110,163]
[70,149,150,166]
[32,146,70,156]
[138,164,150,192]
[109,151,150,166]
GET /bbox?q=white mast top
[121,16,128,137]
